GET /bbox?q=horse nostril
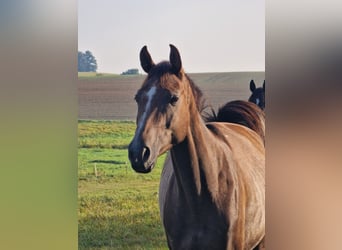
[142,146,150,163]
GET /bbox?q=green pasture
[78,120,168,249]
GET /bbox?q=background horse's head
[128,45,200,173]
[248,80,265,110]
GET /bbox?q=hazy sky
[78,0,264,73]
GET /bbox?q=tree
[121,68,139,75]
[78,50,98,72]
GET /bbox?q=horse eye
[169,95,179,106]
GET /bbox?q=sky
[78,0,264,74]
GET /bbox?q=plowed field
[78,72,265,120]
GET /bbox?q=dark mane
[146,61,209,115]
[185,74,208,115]
[146,61,174,80]
[206,100,265,143]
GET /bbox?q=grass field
[78,120,168,249]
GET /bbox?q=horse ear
[250,80,256,92]
[169,44,182,75]
[263,80,265,90]
[140,45,155,73]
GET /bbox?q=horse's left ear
[263,80,265,90]
[169,44,182,76]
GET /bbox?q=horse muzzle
[128,141,155,173]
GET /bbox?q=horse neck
[170,94,220,210]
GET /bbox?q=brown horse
[128,45,265,249]
[207,100,265,144]
[248,80,265,110]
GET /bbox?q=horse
[248,80,265,110]
[207,100,265,144]
[128,45,265,250]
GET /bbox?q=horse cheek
[172,110,189,144]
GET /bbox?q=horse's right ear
[140,45,155,73]
[250,80,256,92]
[169,44,182,76]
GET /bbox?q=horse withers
[128,45,265,249]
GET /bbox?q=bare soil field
[78,72,265,120]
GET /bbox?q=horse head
[248,79,265,110]
[128,45,195,173]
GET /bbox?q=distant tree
[78,52,87,72]
[121,68,139,75]
[78,50,98,72]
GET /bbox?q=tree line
[78,50,140,74]
[78,51,97,72]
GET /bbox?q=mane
[185,74,208,115]
[146,61,174,80]
[206,100,265,143]
[145,61,210,116]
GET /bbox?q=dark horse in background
[128,45,265,249]
[248,80,265,110]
